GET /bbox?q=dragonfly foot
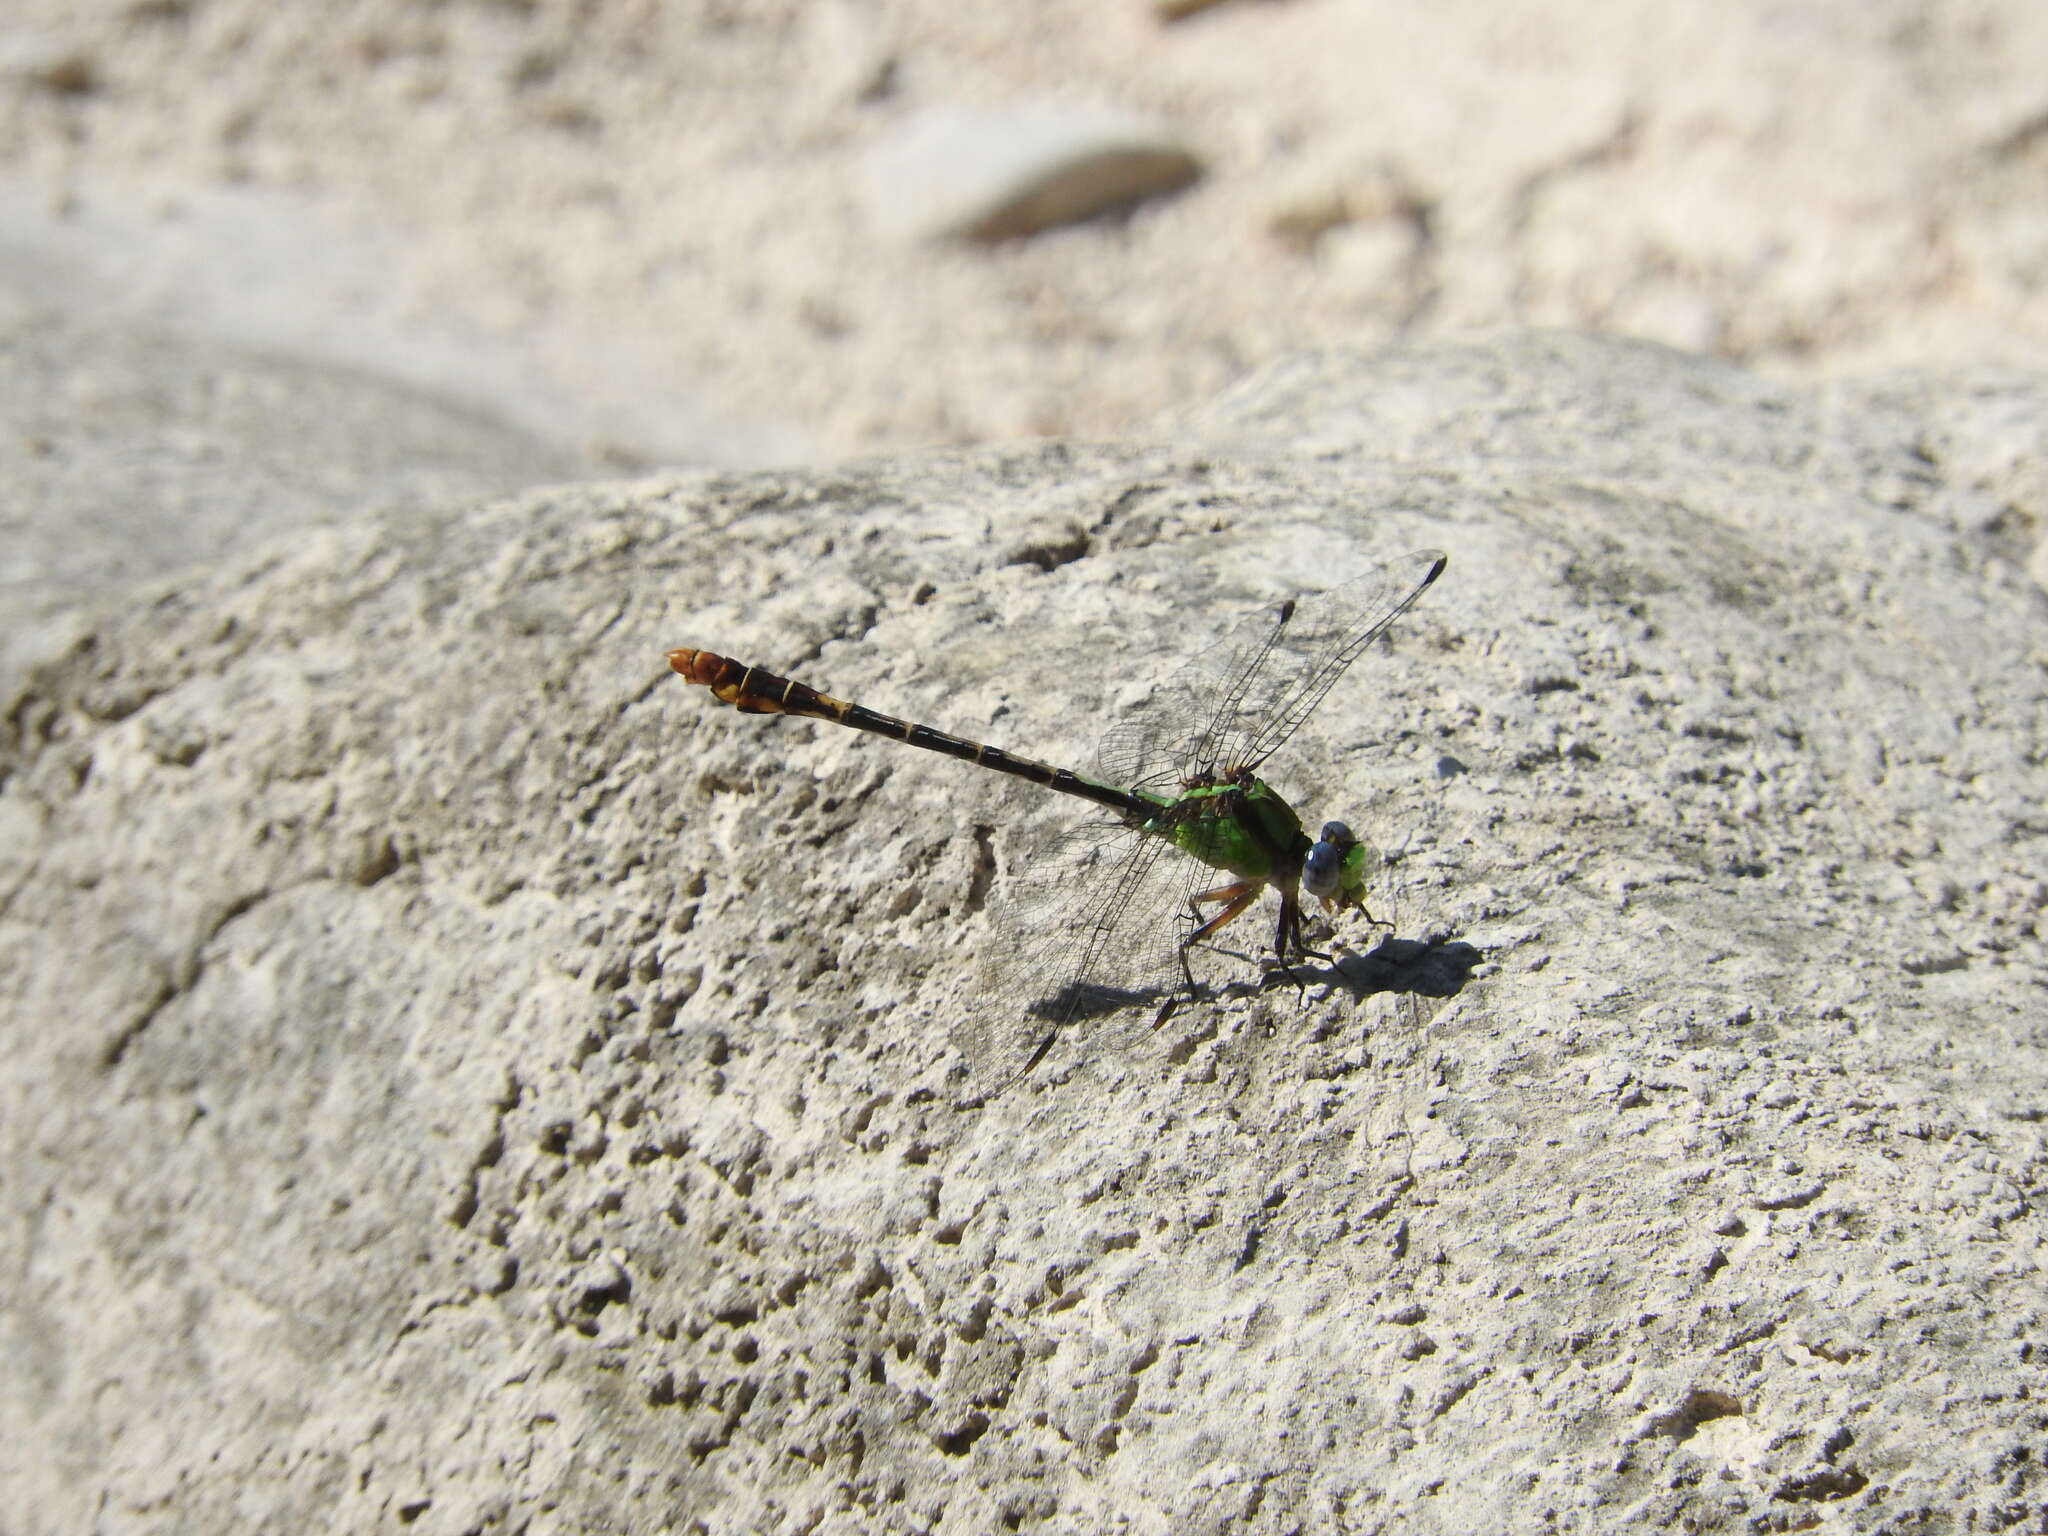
[1255,956,1317,1004]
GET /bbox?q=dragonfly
[669,548,1446,1088]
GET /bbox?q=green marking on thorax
[1146,777,1306,881]
[1337,839,1371,906]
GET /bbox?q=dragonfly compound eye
[1303,837,1346,901]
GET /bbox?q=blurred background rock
[7,0,2044,477]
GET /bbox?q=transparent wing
[962,822,1175,1095]
[960,814,1262,1099]
[1214,548,1446,774]
[1094,596,1292,790]
[1095,550,1445,787]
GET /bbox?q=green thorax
[1143,775,1307,881]
[1334,839,1371,907]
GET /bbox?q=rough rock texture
[4,334,2046,1531]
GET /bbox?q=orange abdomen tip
[668,648,728,685]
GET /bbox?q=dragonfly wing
[1095,702,1200,794]
[1215,548,1447,772]
[1095,592,1297,787]
[1095,550,1445,787]
[964,820,1210,1095]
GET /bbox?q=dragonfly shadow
[1024,937,1480,1026]
[1310,935,1482,1003]
[1026,979,1175,1024]
[956,938,1480,1106]
[954,979,1178,1106]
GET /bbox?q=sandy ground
[5,0,2047,476]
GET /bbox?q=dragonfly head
[1302,819,1371,913]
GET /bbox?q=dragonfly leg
[1178,880,1263,993]
[1265,885,1325,1001]
[1189,880,1257,916]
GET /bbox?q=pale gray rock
[862,101,1202,241]
[3,335,2046,1532]
[0,254,596,683]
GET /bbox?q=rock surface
[0,249,596,682]
[4,334,2046,1531]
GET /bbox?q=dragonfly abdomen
[669,648,1153,817]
